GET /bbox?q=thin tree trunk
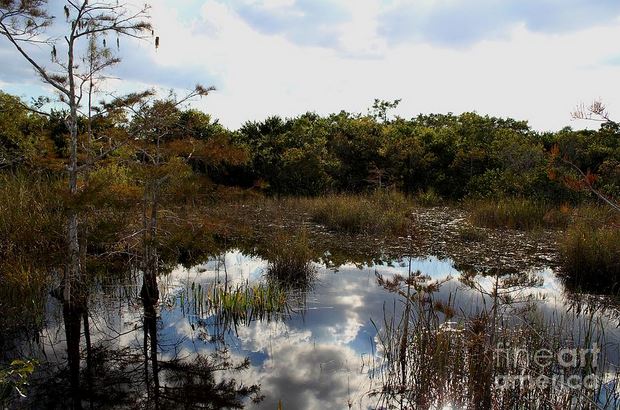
[141,182,160,304]
[83,311,94,410]
[63,303,83,409]
[145,301,160,408]
[65,28,81,307]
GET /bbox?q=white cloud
[2,1,620,131]
[136,1,620,131]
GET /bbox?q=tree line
[2,90,619,204]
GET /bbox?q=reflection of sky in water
[155,253,464,408]
[153,251,620,409]
[28,251,620,409]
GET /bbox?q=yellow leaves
[161,156,193,180]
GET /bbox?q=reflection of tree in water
[158,354,262,408]
[30,296,261,409]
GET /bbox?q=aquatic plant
[560,222,620,292]
[183,280,290,326]
[371,265,620,409]
[265,229,316,287]
[457,224,487,242]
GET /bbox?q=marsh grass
[307,190,413,235]
[371,269,619,409]
[182,281,289,326]
[572,204,620,229]
[0,263,48,350]
[265,229,316,288]
[560,223,620,292]
[0,174,64,338]
[457,225,487,242]
[467,198,570,230]
[0,173,65,262]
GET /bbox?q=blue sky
[1,0,620,130]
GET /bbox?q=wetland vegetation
[1,1,620,409]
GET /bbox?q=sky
[2,0,620,131]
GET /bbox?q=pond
[8,245,620,409]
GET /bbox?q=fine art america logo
[494,342,601,390]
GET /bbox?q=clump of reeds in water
[560,221,620,292]
[181,281,290,326]
[265,229,316,289]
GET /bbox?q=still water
[9,250,620,409]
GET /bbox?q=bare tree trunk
[64,28,81,306]
[83,311,94,410]
[141,182,160,304]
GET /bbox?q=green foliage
[0,359,37,406]
[550,125,620,201]
[2,87,617,205]
[369,98,401,122]
[0,92,52,167]
[414,188,443,207]
[232,109,607,201]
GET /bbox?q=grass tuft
[457,225,486,242]
[560,223,620,291]
[415,188,443,207]
[265,230,315,287]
